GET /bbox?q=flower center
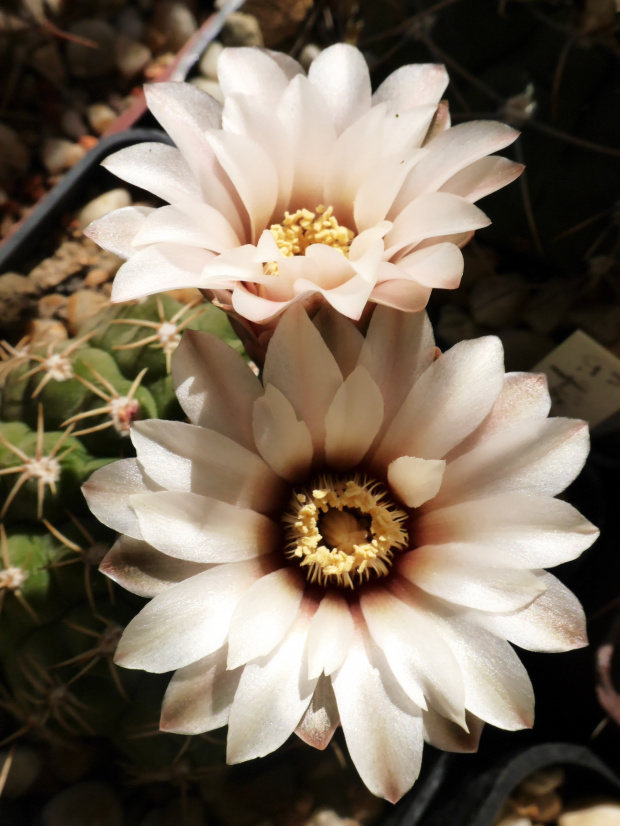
[27,455,61,485]
[283,472,408,588]
[266,205,355,276]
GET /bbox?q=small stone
[305,811,358,826]
[91,250,123,277]
[299,43,321,71]
[519,767,565,796]
[151,1,198,51]
[199,40,224,80]
[221,12,264,47]
[0,745,42,798]
[60,110,88,140]
[524,279,577,335]
[86,103,117,136]
[66,290,110,335]
[559,800,620,825]
[189,77,224,103]
[0,273,39,329]
[42,781,123,826]
[30,241,90,290]
[495,818,532,826]
[41,138,86,175]
[84,268,112,287]
[76,188,132,230]
[116,7,145,40]
[0,123,30,184]
[116,34,152,79]
[66,20,117,78]
[241,0,312,46]
[29,41,66,84]
[512,790,562,823]
[27,318,68,346]
[469,274,529,329]
[38,294,67,319]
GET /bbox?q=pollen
[266,205,355,276]
[282,473,409,589]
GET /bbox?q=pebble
[29,42,66,84]
[116,6,145,41]
[60,110,88,140]
[86,103,117,136]
[151,1,198,52]
[0,123,30,184]
[41,781,124,826]
[199,39,224,80]
[306,810,358,826]
[189,77,224,103]
[0,745,42,797]
[41,138,86,175]
[84,267,112,287]
[299,43,321,71]
[76,188,132,230]
[559,800,620,825]
[26,318,68,346]
[66,290,110,335]
[495,817,532,826]
[221,12,264,47]
[29,241,90,290]
[116,34,152,79]
[37,293,68,319]
[469,273,529,329]
[519,767,565,797]
[0,272,39,330]
[66,20,117,78]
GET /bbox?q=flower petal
[85,206,154,258]
[115,557,275,672]
[423,708,484,753]
[100,536,211,598]
[374,336,504,466]
[308,43,371,134]
[253,384,314,483]
[415,494,598,568]
[227,568,305,668]
[263,303,343,455]
[131,203,241,252]
[440,156,524,203]
[131,491,279,563]
[226,601,318,762]
[396,243,464,289]
[370,277,432,312]
[172,329,262,451]
[101,142,202,204]
[388,456,446,508]
[161,645,242,734]
[307,592,354,680]
[354,151,425,232]
[332,620,424,804]
[295,673,340,750]
[472,571,588,653]
[324,366,384,469]
[312,305,364,379]
[82,458,160,539]
[372,64,449,112]
[218,48,301,109]
[131,419,282,512]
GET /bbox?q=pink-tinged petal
[385,192,490,258]
[222,95,294,218]
[110,243,217,303]
[358,306,435,432]
[82,458,160,540]
[263,304,343,454]
[424,100,451,142]
[205,129,278,243]
[226,601,318,763]
[435,418,590,506]
[227,568,305,668]
[202,244,263,282]
[131,419,283,512]
[370,277,432,312]
[101,142,202,204]
[361,588,465,723]
[399,544,545,612]
[448,372,551,461]
[231,283,298,324]
[84,206,154,259]
[440,156,524,202]
[396,243,464,289]
[304,244,356,289]
[307,592,354,680]
[375,337,504,466]
[416,495,598,569]
[312,305,364,379]
[218,48,300,109]
[307,43,371,134]
[277,75,337,210]
[324,104,387,227]
[115,557,275,673]
[265,49,305,80]
[295,674,340,750]
[372,64,449,112]
[332,621,424,804]
[253,384,314,483]
[100,536,211,598]
[131,203,241,252]
[172,329,262,451]
[393,121,520,209]
[388,456,445,508]
[354,151,425,232]
[324,367,384,469]
[382,107,437,154]
[161,645,242,734]
[471,571,587,653]
[423,708,484,753]
[130,491,279,563]
[293,272,375,321]
[349,224,391,262]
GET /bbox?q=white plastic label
[534,329,620,428]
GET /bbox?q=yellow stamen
[266,205,355,276]
[282,472,408,589]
